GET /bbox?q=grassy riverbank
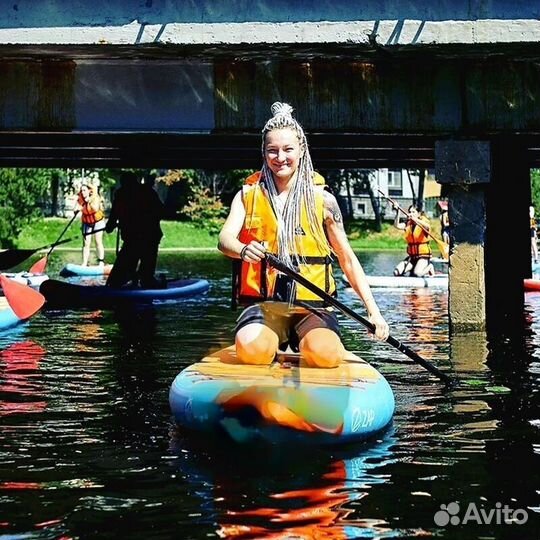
[16,217,445,253]
[16,218,219,250]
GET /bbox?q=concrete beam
[2,20,540,48]
[2,1,540,49]
[435,141,491,185]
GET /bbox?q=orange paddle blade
[29,256,47,274]
[438,240,450,261]
[0,275,45,320]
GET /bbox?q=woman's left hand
[369,312,390,341]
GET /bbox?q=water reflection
[396,289,448,361]
[170,430,398,539]
[0,340,47,416]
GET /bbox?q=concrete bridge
[1,0,539,332]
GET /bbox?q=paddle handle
[266,254,453,385]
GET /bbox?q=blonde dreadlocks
[259,102,331,269]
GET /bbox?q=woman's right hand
[240,241,266,263]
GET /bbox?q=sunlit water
[1,251,538,539]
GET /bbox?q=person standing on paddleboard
[76,183,106,268]
[218,102,389,368]
[105,172,164,289]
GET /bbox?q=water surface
[0,251,538,539]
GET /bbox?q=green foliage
[181,184,227,234]
[531,169,540,213]
[0,168,50,248]
[156,169,253,232]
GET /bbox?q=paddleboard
[60,263,113,277]
[169,345,395,445]
[524,278,540,292]
[344,274,448,289]
[1,272,49,290]
[366,274,448,288]
[40,277,210,307]
[0,297,21,332]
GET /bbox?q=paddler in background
[530,205,538,264]
[218,102,389,369]
[76,183,106,267]
[105,171,164,288]
[392,204,435,278]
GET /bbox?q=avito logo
[434,502,528,526]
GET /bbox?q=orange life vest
[79,193,104,225]
[233,171,335,307]
[404,217,431,257]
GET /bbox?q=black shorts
[235,302,340,352]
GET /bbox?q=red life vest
[79,193,104,225]
[404,217,431,257]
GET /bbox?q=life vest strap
[266,254,330,265]
[231,259,241,310]
[236,294,333,309]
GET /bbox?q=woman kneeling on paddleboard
[393,204,435,278]
[218,102,389,368]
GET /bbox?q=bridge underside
[1,41,540,167]
[0,132,540,170]
[0,39,537,334]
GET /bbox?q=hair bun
[271,102,294,118]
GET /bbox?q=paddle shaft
[0,237,79,270]
[82,227,105,237]
[47,211,79,257]
[266,254,453,384]
[377,190,449,259]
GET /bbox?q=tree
[156,169,253,230]
[531,169,540,212]
[0,169,50,248]
[323,169,383,231]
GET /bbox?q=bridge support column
[436,140,490,331]
[485,137,529,334]
[437,138,530,333]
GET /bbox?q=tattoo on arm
[323,191,345,229]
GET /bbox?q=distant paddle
[28,211,80,273]
[0,275,45,319]
[265,254,454,386]
[377,190,450,261]
[0,237,77,271]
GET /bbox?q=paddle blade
[0,275,45,320]
[0,248,38,271]
[438,240,450,261]
[29,256,47,274]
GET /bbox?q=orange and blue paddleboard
[169,346,394,445]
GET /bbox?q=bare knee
[412,259,429,277]
[394,262,406,276]
[299,329,345,368]
[235,324,279,365]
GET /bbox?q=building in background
[337,168,442,220]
